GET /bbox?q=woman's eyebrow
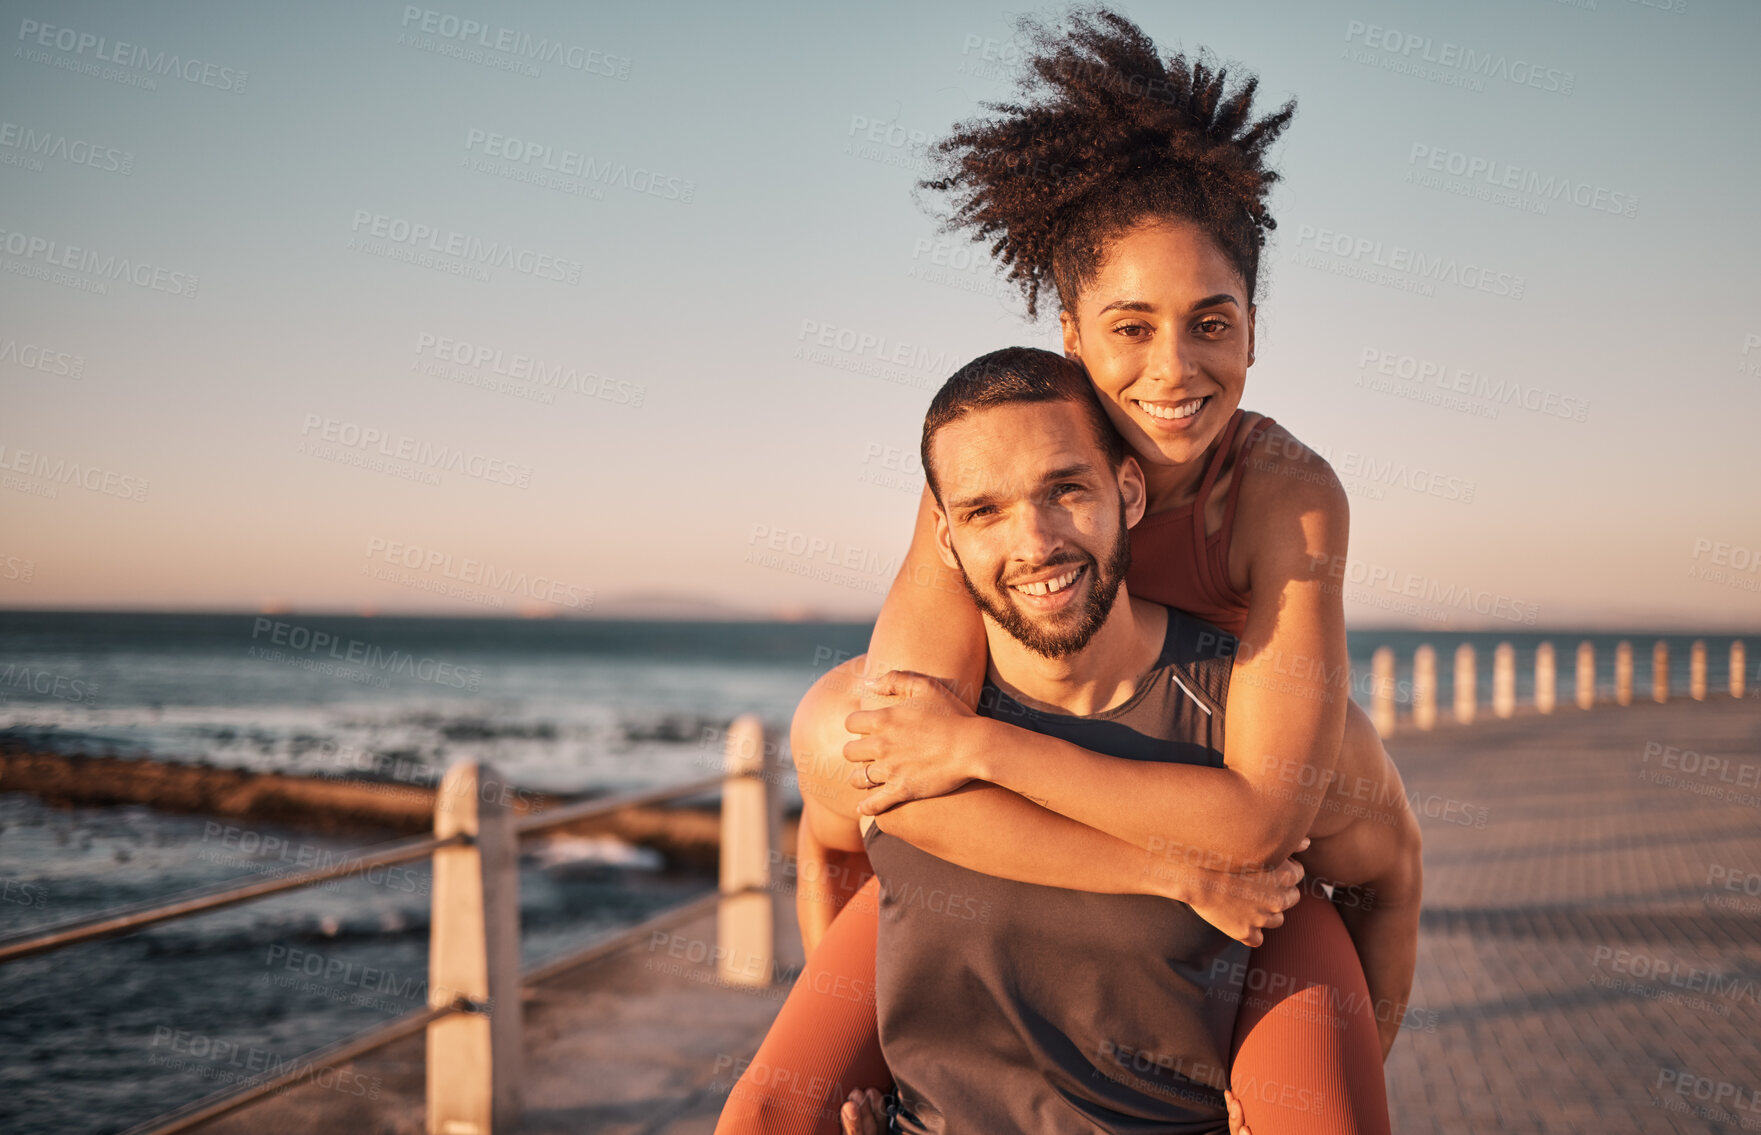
[1095,293,1239,315]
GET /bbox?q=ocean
[0,611,1749,1133]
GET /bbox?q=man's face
[929,399,1143,659]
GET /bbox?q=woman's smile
[1131,393,1212,433]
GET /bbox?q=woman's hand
[840,1087,890,1135]
[843,670,986,814]
[1178,841,1307,948]
[1225,1088,1252,1135]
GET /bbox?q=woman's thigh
[1228,890,1391,1135]
[714,875,889,1135]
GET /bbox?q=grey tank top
[863,604,1249,1135]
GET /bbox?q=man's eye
[965,506,995,521]
[1053,483,1085,497]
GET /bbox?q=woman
[718,10,1419,1134]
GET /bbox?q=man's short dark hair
[920,347,1127,503]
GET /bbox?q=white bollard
[1414,646,1437,731]
[1371,646,1397,738]
[1653,641,1670,704]
[1536,643,1556,715]
[1454,643,1477,725]
[428,761,524,1135]
[1734,642,1748,700]
[1616,641,1633,706]
[1690,640,1706,701]
[1576,641,1595,710]
[1493,643,1516,719]
[718,714,780,988]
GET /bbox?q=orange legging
[714,878,1390,1135]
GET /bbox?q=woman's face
[1059,220,1256,484]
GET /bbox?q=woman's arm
[794,707,1303,947]
[861,485,987,709]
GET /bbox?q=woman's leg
[714,876,891,1135]
[1227,890,1391,1135]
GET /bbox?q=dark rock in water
[0,743,800,873]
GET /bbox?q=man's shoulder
[1141,600,1239,669]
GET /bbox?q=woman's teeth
[1013,567,1082,596]
[1136,397,1206,421]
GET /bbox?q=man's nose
[1008,504,1065,564]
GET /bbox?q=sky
[2,0,1758,629]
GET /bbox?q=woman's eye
[1195,317,1229,334]
[1112,321,1151,338]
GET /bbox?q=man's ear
[1245,303,1256,367]
[932,503,961,572]
[1060,309,1081,361]
[1119,455,1148,529]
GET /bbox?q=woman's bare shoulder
[1232,415,1350,571]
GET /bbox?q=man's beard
[953,501,1132,660]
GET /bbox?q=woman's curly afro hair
[919,6,1296,319]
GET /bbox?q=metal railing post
[427,762,523,1135]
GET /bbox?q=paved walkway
[204,698,1761,1134]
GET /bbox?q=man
[806,348,1285,1133]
